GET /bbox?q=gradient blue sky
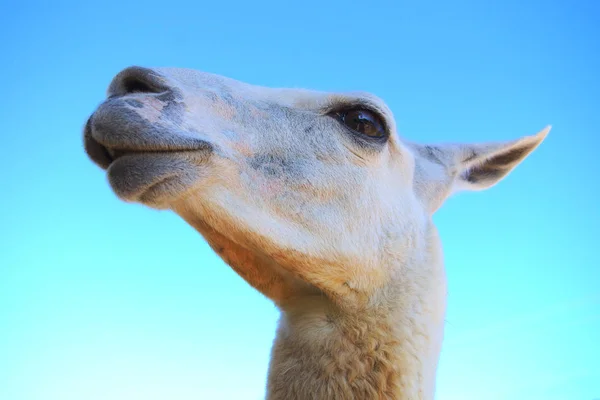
[1,1,599,399]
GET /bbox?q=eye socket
[334,108,387,139]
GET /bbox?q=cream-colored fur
[83,66,549,399]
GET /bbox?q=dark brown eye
[340,109,386,138]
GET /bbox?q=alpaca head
[84,66,548,308]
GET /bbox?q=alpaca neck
[265,292,444,400]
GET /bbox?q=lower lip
[137,174,186,204]
[106,152,194,204]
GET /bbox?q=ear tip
[539,125,552,138]
[529,125,551,144]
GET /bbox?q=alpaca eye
[340,109,386,138]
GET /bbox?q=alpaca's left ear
[451,125,551,192]
[411,126,550,213]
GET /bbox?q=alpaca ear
[411,126,550,213]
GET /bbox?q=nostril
[108,66,168,97]
[122,76,157,94]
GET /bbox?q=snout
[84,66,211,170]
[82,66,213,206]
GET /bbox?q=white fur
[83,66,549,399]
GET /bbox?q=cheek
[237,164,335,228]
[244,154,311,197]
[258,177,288,200]
[243,169,306,220]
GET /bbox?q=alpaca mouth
[83,102,213,206]
[83,98,213,170]
[83,121,207,170]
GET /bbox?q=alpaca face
[84,66,548,306]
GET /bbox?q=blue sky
[1,0,598,399]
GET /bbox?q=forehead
[154,67,396,126]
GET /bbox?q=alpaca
[83,66,548,400]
